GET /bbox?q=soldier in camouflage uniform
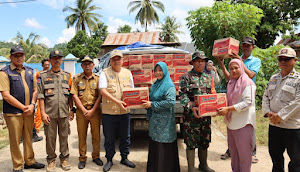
[180,51,216,172]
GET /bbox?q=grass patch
[212,109,269,146]
[0,128,9,149]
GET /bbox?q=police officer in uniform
[70,55,103,169]
[179,51,216,172]
[262,48,300,172]
[99,50,136,172]
[38,50,74,172]
[0,46,45,172]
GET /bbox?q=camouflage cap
[189,51,208,64]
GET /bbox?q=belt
[85,105,94,110]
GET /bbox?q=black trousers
[269,125,300,172]
[102,113,131,161]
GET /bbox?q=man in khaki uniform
[99,50,136,172]
[0,46,44,172]
[262,48,300,172]
[38,50,74,172]
[70,55,103,169]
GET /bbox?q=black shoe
[93,158,103,166]
[13,170,23,172]
[120,159,135,168]
[78,161,86,169]
[32,135,43,142]
[103,161,113,172]
[24,162,45,169]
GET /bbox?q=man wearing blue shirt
[216,36,261,163]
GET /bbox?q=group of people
[0,34,299,172]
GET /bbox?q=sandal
[252,156,259,164]
[220,153,230,160]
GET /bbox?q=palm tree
[12,32,49,63]
[63,0,102,35]
[128,0,165,32]
[158,16,183,42]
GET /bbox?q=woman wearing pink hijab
[218,59,256,172]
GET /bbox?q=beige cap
[110,50,123,59]
[82,55,93,62]
[278,48,297,58]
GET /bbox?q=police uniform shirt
[262,69,300,129]
[70,73,99,107]
[0,63,37,116]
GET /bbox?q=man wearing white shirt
[262,48,300,172]
[99,50,135,172]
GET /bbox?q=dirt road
[0,119,289,172]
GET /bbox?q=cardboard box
[153,54,166,67]
[141,55,154,69]
[174,82,180,95]
[122,87,149,109]
[212,37,240,58]
[169,67,191,82]
[122,55,129,68]
[135,84,151,93]
[173,54,192,68]
[165,54,173,67]
[194,93,227,117]
[129,55,142,70]
[132,69,153,84]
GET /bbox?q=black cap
[49,50,63,58]
[10,46,25,55]
[242,36,255,45]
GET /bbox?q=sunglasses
[278,57,294,62]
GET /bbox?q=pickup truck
[94,43,192,133]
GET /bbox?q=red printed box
[132,69,153,84]
[122,87,149,109]
[212,37,240,58]
[153,54,166,67]
[129,55,142,70]
[135,84,151,93]
[122,55,129,68]
[174,82,180,95]
[194,93,227,117]
[173,54,192,68]
[142,55,154,69]
[169,67,191,82]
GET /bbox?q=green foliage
[253,44,300,108]
[186,1,264,59]
[157,16,183,42]
[63,0,102,35]
[0,48,10,59]
[117,24,132,33]
[92,22,108,42]
[66,30,102,59]
[128,0,165,32]
[12,32,49,63]
[0,41,15,49]
[231,0,300,48]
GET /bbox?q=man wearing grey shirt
[262,48,300,172]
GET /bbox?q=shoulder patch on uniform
[74,73,81,78]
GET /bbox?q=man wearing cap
[70,55,103,169]
[99,50,135,172]
[38,50,74,172]
[216,36,261,163]
[0,46,45,172]
[179,51,216,172]
[262,48,300,172]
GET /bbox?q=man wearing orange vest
[99,50,135,172]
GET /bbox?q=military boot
[186,149,195,172]
[198,149,215,172]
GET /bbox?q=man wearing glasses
[70,55,103,169]
[0,46,45,172]
[262,48,300,172]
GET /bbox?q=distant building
[177,42,196,53]
[100,31,181,56]
[276,33,300,57]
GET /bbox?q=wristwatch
[71,107,76,113]
[30,103,36,108]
